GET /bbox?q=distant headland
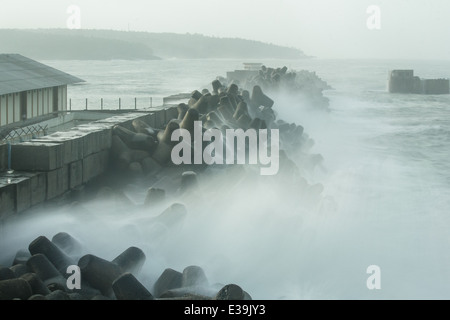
[0,28,310,61]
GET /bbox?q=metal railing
[1,124,48,143]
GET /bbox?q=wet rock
[233,101,248,120]
[46,290,70,300]
[191,95,210,114]
[236,113,252,130]
[157,119,180,145]
[113,125,157,152]
[12,249,31,266]
[68,292,88,300]
[91,295,113,300]
[152,119,181,166]
[129,162,144,176]
[112,273,154,300]
[132,119,157,137]
[0,231,253,301]
[111,133,130,157]
[152,141,174,166]
[9,264,29,278]
[251,85,274,109]
[144,187,166,207]
[153,203,188,229]
[180,171,199,193]
[52,232,83,258]
[158,286,214,300]
[182,265,209,288]
[180,108,200,138]
[0,278,33,300]
[28,294,47,300]
[20,273,51,296]
[206,111,223,128]
[78,254,122,298]
[215,284,252,300]
[26,254,66,290]
[152,268,183,298]
[0,267,15,281]
[177,103,189,121]
[189,90,203,107]
[28,236,76,275]
[78,244,147,299]
[141,157,163,175]
[112,247,146,276]
[212,79,223,94]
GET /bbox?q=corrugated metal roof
[0,54,85,95]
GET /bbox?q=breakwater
[0,66,328,300]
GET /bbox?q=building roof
[0,54,85,96]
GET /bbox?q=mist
[1,0,450,302]
[2,81,449,300]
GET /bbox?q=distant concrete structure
[0,54,85,127]
[227,63,262,84]
[388,70,449,94]
[243,63,263,71]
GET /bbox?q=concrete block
[95,113,147,131]
[154,110,167,129]
[30,173,46,206]
[0,143,7,172]
[0,173,45,215]
[14,176,32,213]
[135,113,156,127]
[11,142,63,171]
[33,132,84,165]
[82,150,110,184]
[147,113,157,128]
[0,181,16,218]
[46,166,69,200]
[165,107,179,123]
[69,160,83,189]
[71,125,112,157]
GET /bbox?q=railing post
[101,98,103,110]
[135,97,137,110]
[150,97,152,108]
[69,98,72,111]
[7,142,12,173]
[85,98,88,110]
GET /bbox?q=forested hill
[0,28,309,60]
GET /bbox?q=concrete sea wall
[0,107,177,220]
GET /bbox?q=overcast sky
[1,0,449,59]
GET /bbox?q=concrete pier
[388,70,450,94]
[0,107,177,220]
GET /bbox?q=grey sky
[1,0,449,59]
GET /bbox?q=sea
[1,58,450,300]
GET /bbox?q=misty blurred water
[1,58,450,300]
